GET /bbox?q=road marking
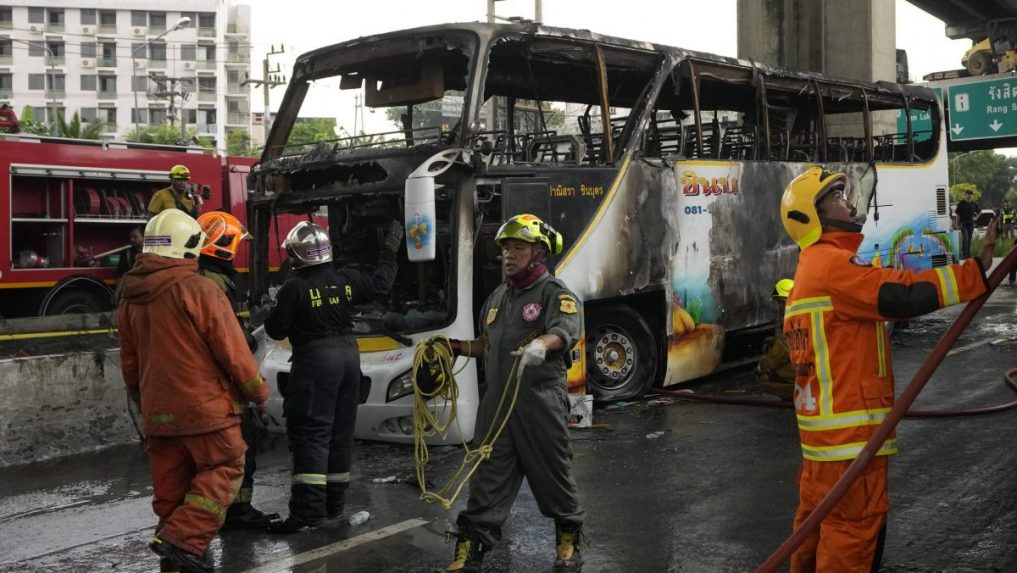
[947,338,997,357]
[239,518,430,573]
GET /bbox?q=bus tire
[46,290,112,315]
[586,304,658,401]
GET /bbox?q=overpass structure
[907,0,1017,41]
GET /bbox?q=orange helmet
[197,211,249,260]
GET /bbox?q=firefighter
[263,220,401,533]
[118,208,268,573]
[0,103,20,133]
[195,210,278,530]
[1001,199,1016,241]
[442,213,585,573]
[755,278,795,401]
[780,167,994,573]
[149,165,200,218]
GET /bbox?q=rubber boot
[443,532,487,572]
[326,483,348,519]
[553,525,584,573]
[221,501,279,531]
[265,514,319,534]
[149,536,213,573]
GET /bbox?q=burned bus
[247,23,949,443]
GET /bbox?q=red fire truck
[0,133,294,319]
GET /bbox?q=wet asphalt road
[4,290,1017,572]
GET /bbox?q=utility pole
[148,75,191,143]
[243,44,286,145]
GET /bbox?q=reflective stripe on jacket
[784,232,988,462]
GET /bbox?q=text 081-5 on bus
[246,22,950,444]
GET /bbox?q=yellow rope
[412,335,523,510]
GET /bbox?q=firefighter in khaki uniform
[444,214,585,573]
[118,209,268,573]
[780,168,995,573]
[149,165,200,218]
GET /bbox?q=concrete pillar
[737,0,896,83]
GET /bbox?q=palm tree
[54,112,106,140]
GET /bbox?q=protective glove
[510,338,547,379]
[382,219,405,253]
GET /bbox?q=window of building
[181,45,196,60]
[132,75,148,92]
[98,75,116,94]
[81,9,96,25]
[185,109,197,123]
[48,107,66,123]
[48,9,64,25]
[0,74,12,90]
[48,42,65,57]
[33,108,45,122]
[29,74,45,90]
[0,7,12,25]
[80,107,97,122]
[132,108,148,123]
[101,42,116,59]
[132,11,146,26]
[28,42,44,57]
[202,109,217,124]
[181,12,196,25]
[81,42,97,58]
[47,74,66,92]
[198,76,216,92]
[149,12,166,30]
[98,107,116,124]
[28,7,44,23]
[81,74,97,91]
[0,40,11,58]
[132,43,147,59]
[198,13,215,28]
[150,108,168,124]
[99,11,116,27]
[149,42,167,61]
[200,45,216,61]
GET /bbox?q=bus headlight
[386,370,415,402]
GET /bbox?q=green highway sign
[947,78,1017,141]
[897,87,940,143]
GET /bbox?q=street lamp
[11,38,58,135]
[950,150,977,187]
[132,16,191,140]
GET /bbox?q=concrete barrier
[0,349,138,468]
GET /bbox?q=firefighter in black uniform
[443,213,585,573]
[195,210,277,530]
[264,220,401,532]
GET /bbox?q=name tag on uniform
[486,308,498,325]
[558,294,578,314]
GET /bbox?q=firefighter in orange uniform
[780,167,995,573]
[118,208,268,573]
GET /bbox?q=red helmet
[197,211,249,261]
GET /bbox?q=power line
[1,24,263,48]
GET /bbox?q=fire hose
[735,246,1017,572]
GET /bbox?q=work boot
[326,483,348,519]
[221,502,279,530]
[265,514,319,534]
[159,557,181,573]
[553,526,584,572]
[149,536,213,573]
[443,532,487,572]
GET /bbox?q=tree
[17,105,49,136]
[287,118,339,146]
[226,129,261,157]
[54,112,105,140]
[950,151,1017,208]
[124,123,206,146]
[949,182,980,203]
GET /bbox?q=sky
[246,0,973,134]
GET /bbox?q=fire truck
[0,133,295,319]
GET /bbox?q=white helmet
[283,221,332,268]
[143,208,205,259]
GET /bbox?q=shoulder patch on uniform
[850,255,872,267]
[522,303,542,322]
[485,307,498,325]
[559,299,578,314]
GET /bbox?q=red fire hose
[745,247,1017,572]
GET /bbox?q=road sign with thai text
[946,78,1017,141]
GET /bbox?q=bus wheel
[46,290,112,315]
[586,305,658,401]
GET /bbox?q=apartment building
[0,1,251,150]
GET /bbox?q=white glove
[511,339,547,379]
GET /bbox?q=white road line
[239,518,430,573]
[946,338,997,357]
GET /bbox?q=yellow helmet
[772,278,794,301]
[495,214,563,255]
[780,167,847,250]
[143,208,205,259]
[169,164,191,180]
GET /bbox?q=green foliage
[972,235,1015,257]
[287,118,338,146]
[54,112,105,140]
[226,129,260,157]
[950,151,1017,208]
[18,105,49,136]
[684,295,704,324]
[124,123,204,146]
[949,182,981,203]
